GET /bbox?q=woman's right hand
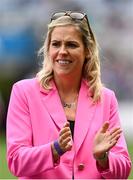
[51,122,72,162]
[58,121,73,152]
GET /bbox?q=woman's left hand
[93,121,122,159]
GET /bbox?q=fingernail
[68,141,73,146]
[66,122,70,126]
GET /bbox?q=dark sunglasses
[51,11,87,21]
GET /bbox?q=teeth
[58,60,71,64]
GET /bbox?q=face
[48,25,86,78]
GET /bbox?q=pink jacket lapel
[74,80,96,154]
[40,83,67,131]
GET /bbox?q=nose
[59,45,68,55]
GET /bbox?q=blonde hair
[37,15,103,102]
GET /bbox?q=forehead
[50,25,82,41]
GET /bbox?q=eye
[67,42,78,48]
[51,41,60,48]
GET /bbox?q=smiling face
[48,25,86,79]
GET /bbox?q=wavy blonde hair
[37,14,103,102]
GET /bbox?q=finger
[61,137,72,147]
[65,142,73,151]
[59,122,70,135]
[110,133,121,143]
[60,131,72,142]
[100,121,109,133]
[110,127,122,135]
[110,128,122,139]
[109,133,121,147]
[59,137,72,152]
[59,126,71,136]
[63,121,70,128]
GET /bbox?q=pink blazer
[6,78,131,179]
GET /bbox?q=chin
[55,70,72,77]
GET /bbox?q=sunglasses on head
[50,11,94,41]
[51,11,89,23]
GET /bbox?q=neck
[54,75,81,96]
[54,75,81,108]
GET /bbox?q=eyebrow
[51,39,79,43]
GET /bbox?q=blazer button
[78,163,84,171]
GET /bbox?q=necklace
[62,94,78,108]
[62,102,76,108]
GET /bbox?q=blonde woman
[7,11,131,179]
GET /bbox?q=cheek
[77,53,86,66]
[48,49,57,61]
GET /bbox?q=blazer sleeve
[6,83,56,177]
[97,91,132,179]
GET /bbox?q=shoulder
[14,77,37,86]
[101,86,118,106]
[101,87,115,96]
[12,77,40,94]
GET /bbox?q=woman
[6,11,131,179]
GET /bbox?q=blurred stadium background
[0,0,132,178]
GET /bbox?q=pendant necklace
[62,101,76,108]
[62,95,78,109]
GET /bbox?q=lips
[56,59,72,65]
